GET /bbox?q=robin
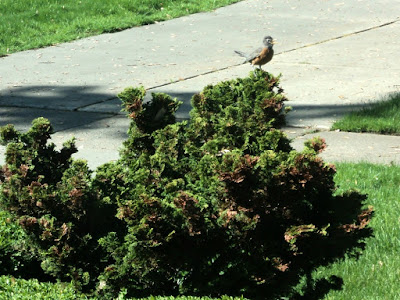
[234,36,275,69]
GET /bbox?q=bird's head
[263,36,275,47]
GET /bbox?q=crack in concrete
[272,61,400,71]
[26,18,400,113]
[145,18,400,92]
[53,113,119,134]
[278,18,400,55]
[73,96,118,111]
[0,103,120,134]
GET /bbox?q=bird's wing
[251,47,272,65]
[244,47,263,62]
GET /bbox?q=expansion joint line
[278,18,400,55]
[147,17,400,91]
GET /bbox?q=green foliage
[93,70,372,299]
[0,118,110,290]
[119,87,182,134]
[135,297,247,300]
[303,136,327,154]
[0,210,43,277]
[0,275,88,299]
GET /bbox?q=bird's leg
[252,65,258,76]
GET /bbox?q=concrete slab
[291,131,400,165]
[50,115,129,169]
[78,20,400,128]
[1,0,399,111]
[0,106,113,131]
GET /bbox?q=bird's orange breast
[251,48,274,66]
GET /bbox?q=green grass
[332,93,400,135]
[0,276,247,300]
[0,276,89,299]
[0,0,240,56]
[309,162,400,299]
[135,297,247,300]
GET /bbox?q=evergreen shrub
[0,210,42,278]
[93,70,372,298]
[0,118,112,290]
[0,70,372,299]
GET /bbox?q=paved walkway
[1,0,400,168]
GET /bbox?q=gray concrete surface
[1,0,400,169]
[288,129,400,165]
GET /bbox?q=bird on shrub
[234,36,275,70]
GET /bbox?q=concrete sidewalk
[1,0,400,168]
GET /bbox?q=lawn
[308,162,400,299]
[0,0,240,56]
[332,93,400,135]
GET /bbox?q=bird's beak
[272,40,277,44]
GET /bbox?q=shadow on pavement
[0,106,118,132]
[289,103,369,119]
[286,102,372,127]
[0,85,118,111]
[0,85,377,135]
[0,84,125,133]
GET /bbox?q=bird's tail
[234,50,247,58]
